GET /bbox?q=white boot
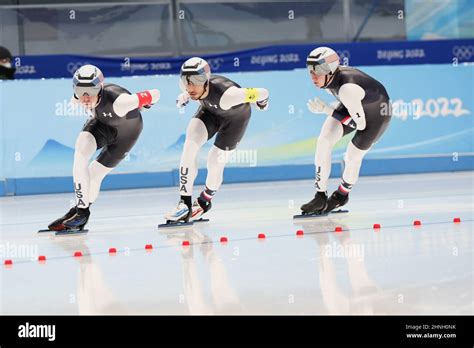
[191,198,212,221]
[165,200,190,222]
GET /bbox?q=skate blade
[38,229,55,233]
[158,220,194,229]
[330,209,349,214]
[293,212,329,219]
[55,229,89,236]
[38,228,84,234]
[293,209,349,219]
[193,218,209,223]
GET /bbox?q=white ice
[0,171,472,315]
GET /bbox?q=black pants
[337,101,392,150]
[194,106,252,151]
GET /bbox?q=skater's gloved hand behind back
[307,97,334,116]
[176,92,190,108]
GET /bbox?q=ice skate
[325,190,349,213]
[191,198,212,223]
[44,206,77,231]
[294,191,349,219]
[300,191,328,214]
[158,200,194,229]
[39,206,90,235]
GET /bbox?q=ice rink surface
[0,171,472,315]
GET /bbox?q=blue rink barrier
[13,38,474,80]
[1,155,472,196]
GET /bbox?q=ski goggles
[74,85,102,97]
[73,76,102,96]
[306,53,339,76]
[180,73,208,86]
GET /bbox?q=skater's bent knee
[183,138,204,151]
[345,142,369,162]
[207,146,232,167]
[317,135,337,148]
[75,132,97,157]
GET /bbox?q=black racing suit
[194,75,251,151]
[82,83,143,168]
[326,66,392,150]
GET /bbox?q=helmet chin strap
[321,73,335,89]
[93,87,104,107]
[198,81,209,100]
[322,75,329,88]
[94,97,101,108]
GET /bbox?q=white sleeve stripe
[338,83,366,131]
[113,94,139,117]
[112,89,160,117]
[219,86,245,111]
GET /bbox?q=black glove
[256,97,269,110]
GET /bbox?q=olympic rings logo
[452,46,474,60]
[67,62,90,75]
[207,58,225,70]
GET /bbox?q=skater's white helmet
[72,64,104,97]
[306,47,340,87]
[180,57,211,86]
